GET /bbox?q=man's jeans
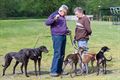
[51,35,66,74]
[78,39,88,73]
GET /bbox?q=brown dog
[81,52,96,73]
[62,47,84,77]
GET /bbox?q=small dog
[62,47,84,77]
[2,45,48,77]
[96,46,112,75]
[2,51,30,77]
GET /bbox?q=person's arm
[45,13,60,26]
[45,14,55,26]
[84,17,92,35]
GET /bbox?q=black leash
[69,33,78,50]
[34,34,41,48]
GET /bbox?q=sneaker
[50,73,59,77]
[61,72,69,75]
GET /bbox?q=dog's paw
[104,71,107,74]
[26,75,29,77]
[2,74,5,76]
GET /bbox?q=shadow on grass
[5,70,50,76]
[28,70,50,75]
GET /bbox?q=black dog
[96,46,112,75]
[16,45,48,76]
[2,50,31,77]
[2,45,48,77]
[62,48,84,78]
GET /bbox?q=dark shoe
[50,73,59,77]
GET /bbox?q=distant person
[45,5,70,77]
[73,7,92,73]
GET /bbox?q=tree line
[0,0,119,19]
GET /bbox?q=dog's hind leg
[13,61,19,74]
[69,62,74,78]
[91,60,94,73]
[85,63,89,74]
[2,57,12,76]
[97,62,100,75]
[21,64,24,74]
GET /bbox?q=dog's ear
[39,46,48,53]
[39,46,45,50]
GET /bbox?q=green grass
[0,19,120,80]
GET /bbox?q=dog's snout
[45,49,49,53]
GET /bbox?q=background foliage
[0,0,120,18]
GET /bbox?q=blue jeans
[51,35,66,74]
[78,39,88,51]
[78,39,89,73]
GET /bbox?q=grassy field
[0,19,120,80]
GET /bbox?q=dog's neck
[35,48,42,57]
[99,50,105,53]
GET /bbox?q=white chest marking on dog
[38,56,41,59]
[12,56,15,59]
[81,54,84,59]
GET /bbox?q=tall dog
[2,45,48,77]
[19,45,48,76]
[2,50,30,77]
[96,46,112,75]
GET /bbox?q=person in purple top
[45,5,70,77]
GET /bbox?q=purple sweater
[45,11,68,35]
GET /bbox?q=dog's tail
[106,56,112,61]
[2,53,13,67]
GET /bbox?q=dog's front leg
[61,62,68,78]
[91,60,94,73]
[34,60,37,76]
[38,58,41,75]
[24,60,29,77]
[70,62,74,78]
[62,61,68,73]
[13,61,19,74]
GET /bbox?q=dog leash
[69,32,78,50]
[33,34,41,48]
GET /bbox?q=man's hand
[66,30,71,35]
[54,14,60,20]
[72,39,76,45]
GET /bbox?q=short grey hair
[59,4,68,11]
[74,7,83,13]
